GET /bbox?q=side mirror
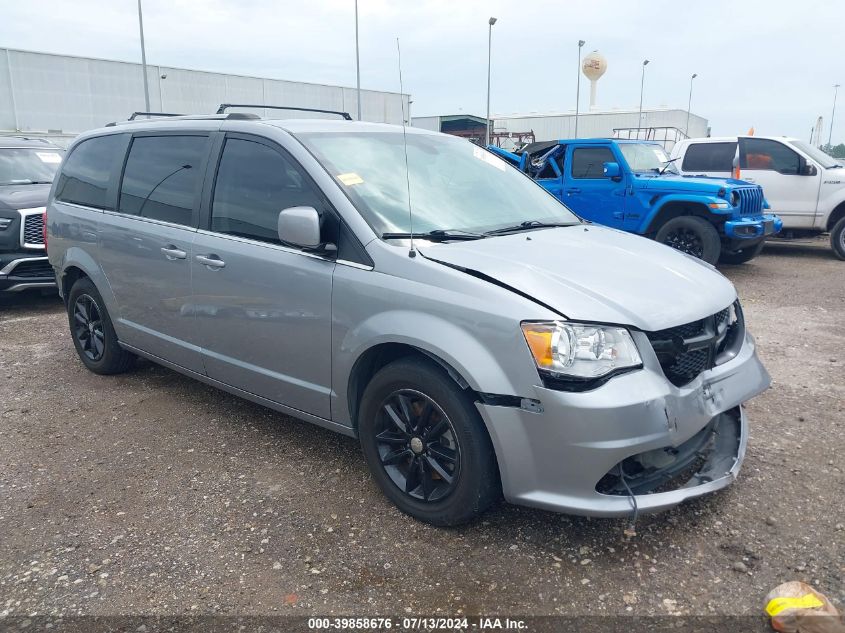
[603,161,622,180]
[799,159,817,176]
[278,206,322,249]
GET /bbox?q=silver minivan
[46,111,771,525]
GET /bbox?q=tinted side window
[571,147,616,179]
[741,138,801,174]
[211,138,329,245]
[681,142,736,172]
[55,135,124,209]
[119,135,208,226]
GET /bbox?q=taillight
[42,210,48,250]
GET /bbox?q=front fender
[332,310,531,428]
[643,193,727,231]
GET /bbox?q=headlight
[521,321,642,380]
[730,191,741,207]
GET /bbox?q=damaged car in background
[47,111,771,526]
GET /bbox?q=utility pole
[355,0,362,120]
[485,17,497,146]
[137,0,151,112]
[829,84,840,147]
[685,73,697,136]
[638,59,649,137]
[574,40,585,138]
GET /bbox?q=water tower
[582,51,607,110]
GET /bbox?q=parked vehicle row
[0,136,64,293]
[487,138,782,265]
[671,136,845,259]
[45,111,771,525]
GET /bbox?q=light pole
[355,0,362,121]
[137,0,151,112]
[485,16,497,146]
[829,84,840,147]
[638,59,649,136]
[574,40,585,138]
[685,73,697,136]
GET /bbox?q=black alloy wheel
[664,226,705,258]
[655,215,721,264]
[73,294,106,362]
[358,357,500,525]
[67,277,134,375]
[375,389,461,502]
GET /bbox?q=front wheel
[718,240,766,265]
[831,216,845,261]
[655,216,721,264]
[358,357,500,526]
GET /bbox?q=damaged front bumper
[476,330,769,517]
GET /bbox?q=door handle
[195,254,226,269]
[566,188,581,194]
[161,245,187,260]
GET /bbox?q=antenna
[396,37,416,258]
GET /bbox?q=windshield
[0,147,64,185]
[791,141,842,169]
[618,143,677,174]
[297,131,580,236]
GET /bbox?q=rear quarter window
[681,142,736,172]
[55,135,125,209]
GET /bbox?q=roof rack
[106,112,260,127]
[128,111,184,120]
[0,135,56,144]
[216,103,353,121]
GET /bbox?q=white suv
[671,136,845,259]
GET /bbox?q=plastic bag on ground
[765,581,845,633]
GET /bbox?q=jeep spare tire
[655,216,721,264]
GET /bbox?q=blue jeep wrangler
[488,139,782,265]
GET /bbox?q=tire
[67,277,134,375]
[831,216,845,261]
[358,357,500,526]
[718,240,766,265]
[655,215,721,264]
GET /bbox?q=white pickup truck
[671,136,845,259]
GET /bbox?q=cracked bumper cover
[476,330,770,517]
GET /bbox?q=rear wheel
[655,216,721,264]
[358,357,500,526]
[67,277,134,375]
[718,240,766,265]
[831,216,845,261]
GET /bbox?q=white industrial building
[413,108,709,150]
[0,48,410,147]
[493,108,709,147]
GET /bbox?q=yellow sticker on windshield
[337,172,364,186]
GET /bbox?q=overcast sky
[2,0,843,142]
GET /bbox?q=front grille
[9,259,53,279]
[23,213,44,246]
[736,186,764,216]
[646,302,744,387]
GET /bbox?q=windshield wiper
[485,220,575,235]
[381,229,486,242]
[658,157,681,175]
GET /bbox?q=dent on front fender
[329,265,545,427]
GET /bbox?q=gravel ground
[0,237,843,619]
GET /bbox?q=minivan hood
[418,225,736,331]
[0,183,52,211]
